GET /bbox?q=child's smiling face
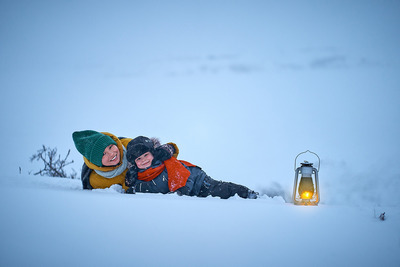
[101,144,120,166]
[135,152,154,169]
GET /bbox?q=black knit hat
[126,136,155,163]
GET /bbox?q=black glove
[126,186,136,194]
[154,144,176,162]
[125,164,138,188]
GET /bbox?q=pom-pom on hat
[72,130,117,167]
[126,136,155,164]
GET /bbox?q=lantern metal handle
[294,150,320,171]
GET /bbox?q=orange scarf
[137,158,196,191]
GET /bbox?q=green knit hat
[72,130,117,167]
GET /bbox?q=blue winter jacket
[133,160,206,196]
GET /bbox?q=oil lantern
[292,150,320,206]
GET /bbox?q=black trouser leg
[199,176,251,199]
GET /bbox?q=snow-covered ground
[1,174,399,267]
[1,1,400,266]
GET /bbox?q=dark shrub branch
[30,145,77,178]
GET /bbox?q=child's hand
[154,144,175,162]
[126,186,136,194]
[125,164,138,187]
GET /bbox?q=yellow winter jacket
[83,132,131,190]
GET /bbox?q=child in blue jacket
[125,136,258,199]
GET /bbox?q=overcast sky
[1,0,399,202]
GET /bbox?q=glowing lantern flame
[300,191,313,199]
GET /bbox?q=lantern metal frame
[293,150,320,206]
